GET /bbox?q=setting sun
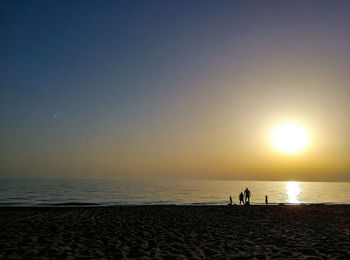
[270,122,310,154]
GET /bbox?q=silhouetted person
[265,195,268,205]
[239,192,244,205]
[244,188,251,204]
[228,195,233,206]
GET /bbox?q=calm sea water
[0,178,349,206]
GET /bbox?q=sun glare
[270,122,310,154]
[286,181,301,204]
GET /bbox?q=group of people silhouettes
[240,188,251,205]
[228,188,251,206]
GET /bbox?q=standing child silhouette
[239,192,244,205]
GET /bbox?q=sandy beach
[0,205,349,259]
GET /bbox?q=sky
[1,0,350,181]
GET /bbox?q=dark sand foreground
[0,205,349,259]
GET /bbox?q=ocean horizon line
[1,177,349,183]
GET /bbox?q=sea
[0,178,349,206]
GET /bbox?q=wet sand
[0,205,349,259]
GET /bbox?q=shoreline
[1,203,350,208]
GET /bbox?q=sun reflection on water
[286,181,301,204]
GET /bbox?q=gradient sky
[1,0,350,181]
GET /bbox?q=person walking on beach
[244,188,251,205]
[228,195,233,206]
[239,192,244,205]
[265,195,268,205]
